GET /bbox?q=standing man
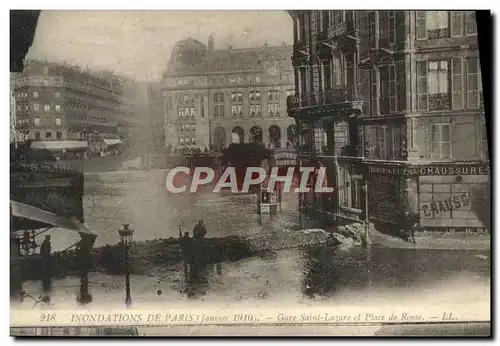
[180,231,192,272]
[40,235,52,291]
[40,235,51,259]
[193,220,207,240]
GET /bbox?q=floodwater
[48,169,302,250]
[17,169,490,314]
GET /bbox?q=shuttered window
[417,60,428,111]
[389,65,397,113]
[360,69,370,116]
[416,11,427,40]
[453,120,476,160]
[465,11,477,36]
[450,11,463,37]
[396,60,406,112]
[430,123,451,160]
[451,58,464,110]
[370,69,378,115]
[466,57,480,109]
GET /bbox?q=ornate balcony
[287,88,363,120]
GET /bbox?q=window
[296,14,306,41]
[45,131,52,139]
[332,10,344,26]
[213,92,224,104]
[55,105,61,112]
[44,104,51,112]
[35,131,40,140]
[33,103,40,112]
[56,131,62,140]
[428,61,448,94]
[33,91,39,98]
[249,90,261,101]
[54,91,61,98]
[465,11,477,36]
[416,11,449,39]
[426,11,448,30]
[321,10,330,32]
[231,92,243,103]
[250,104,262,117]
[389,65,397,112]
[368,11,377,50]
[377,126,388,160]
[213,92,225,118]
[231,105,243,117]
[450,12,463,37]
[179,138,184,145]
[321,61,331,91]
[332,55,342,87]
[480,121,488,159]
[191,137,196,145]
[268,103,280,116]
[56,117,62,126]
[380,66,390,114]
[370,69,378,115]
[267,90,280,101]
[466,57,480,109]
[429,61,450,110]
[430,123,451,160]
[34,117,40,126]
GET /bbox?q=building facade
[162,37,297,153]
[10,74,17,144]
[287,10,489,231]
[13,60,133,157]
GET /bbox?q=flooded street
[18,246,490,310]
[19,169,490,312]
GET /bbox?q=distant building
[12,60,133,158]
[287,11,488,231]
[162,36,296,153]
[10,75,17,144]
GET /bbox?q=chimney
[263,41,268,51]
[228,45,233,53]
[208,34,214,52]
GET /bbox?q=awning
[31,141,89,151]
[103,139,122,146]
[10,200,96,238]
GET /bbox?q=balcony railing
[328,22,347,38]
[287,88,353,109]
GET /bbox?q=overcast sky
[26,10,293,82]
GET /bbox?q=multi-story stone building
[13,60,133,158]
[287,10,489,231]
[162,36,296,152]
[10,75,17,144]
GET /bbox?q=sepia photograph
[9,9,491,337]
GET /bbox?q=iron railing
[287,88,353,109]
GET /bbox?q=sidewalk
[369,228,491,251]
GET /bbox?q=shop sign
[368,163,490,176]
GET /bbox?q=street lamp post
[118,224,134,307]
[361,180,372,247]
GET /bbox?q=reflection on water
[17,245,489,309]
[163,246,490,303]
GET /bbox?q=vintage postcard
[9,10,490,337]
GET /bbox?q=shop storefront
[416,163,490,230]
[366,162,490,231]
